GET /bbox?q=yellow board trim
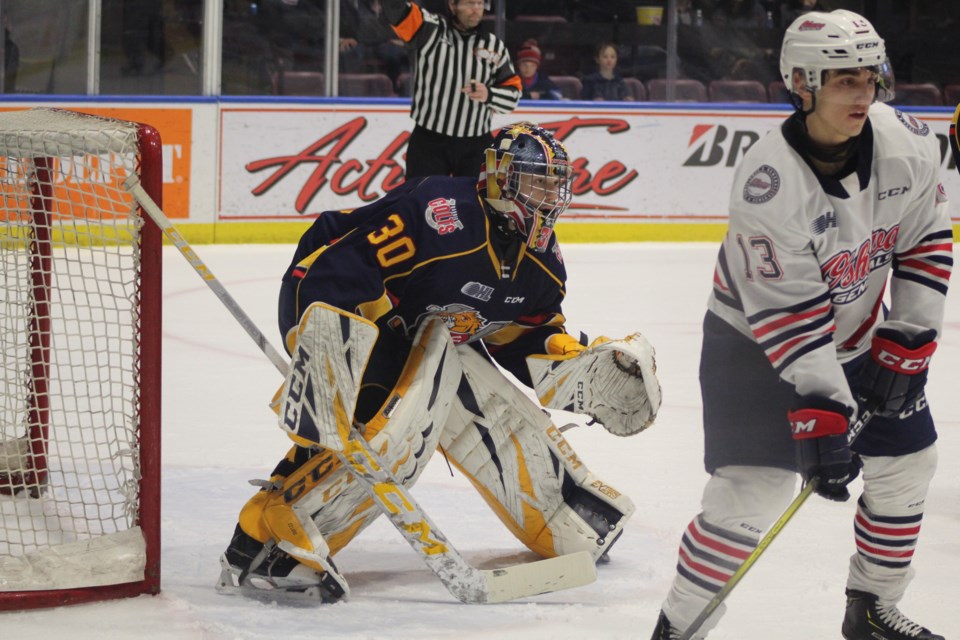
[156,222,960,245]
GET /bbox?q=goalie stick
[122,175,597,604]
[678,404,878,640]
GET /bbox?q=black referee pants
[405,124,492,179]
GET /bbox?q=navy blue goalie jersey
[279,176,570,385]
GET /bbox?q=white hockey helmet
[779,10,894,103]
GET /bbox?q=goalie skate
[216,529,348,606]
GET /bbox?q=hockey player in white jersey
[652,10,950,640]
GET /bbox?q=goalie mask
[779,10,894,109]
[480,122,572,253]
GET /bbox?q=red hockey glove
[789,395,860,502]
[857,322,937,417]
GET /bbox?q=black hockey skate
[650,611,682,640]
[841,589,944,640]
[216,526,347,605]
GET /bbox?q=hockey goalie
[215,123,662,603]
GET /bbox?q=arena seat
[708,80,768,103]
[646,78,707,103]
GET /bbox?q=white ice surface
[2,243,957,639]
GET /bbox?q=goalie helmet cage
[0,108,161,610]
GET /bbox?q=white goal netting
[0,109,153,592]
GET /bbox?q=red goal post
[0,108,161,609]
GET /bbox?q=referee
[382,0,521,179]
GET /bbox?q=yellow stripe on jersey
[482,312,567,348]
[355,291,394,323]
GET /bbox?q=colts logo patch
[743,165,781,204]
[425,198,464,235]
[894,109,930,136]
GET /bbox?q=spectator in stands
[676,0,697,26]
[3,19,19,93]
[709,0,767,29]
[692,0,778,85]
[340,0,409,88]
[581,42,632,101]
[121,0,166,76]
[516,39,563,101]
[779,0,825,29]
[257,0,326,72]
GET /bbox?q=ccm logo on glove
[788,407,847,439]
[872,336,936,374]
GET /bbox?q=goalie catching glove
[527,332,662,436]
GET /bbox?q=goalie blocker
[222,308,636,602]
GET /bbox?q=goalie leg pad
[229,317,462,579]
[303,317,461,538]
[441,346,635,562]
[528,332,662,436]
[277,302,379,450]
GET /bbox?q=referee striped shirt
[386,2,521,138]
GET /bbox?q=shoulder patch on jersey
[743,165,781,204]
[936,182,948,205]
[424,197,464,235]
[894,109,930,136]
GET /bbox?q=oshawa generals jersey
[709,103,952,414]
[283,176,569,385]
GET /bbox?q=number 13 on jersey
[736,233,784,281]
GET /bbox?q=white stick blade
[482,550,597,604]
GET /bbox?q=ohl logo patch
[425,197,464,235]
[743,165,781,204]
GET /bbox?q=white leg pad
[294,319,462,547]
[277,302,379,450]
[442,346,635,561]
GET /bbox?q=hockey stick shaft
[123,175,289,375]
[678,405,877,640]
[124,177,596,603]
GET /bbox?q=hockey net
[0,108,161,609]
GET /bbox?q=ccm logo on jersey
[878,185,909,200]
